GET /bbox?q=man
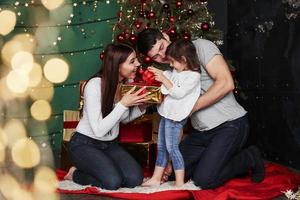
[137,28,265,189]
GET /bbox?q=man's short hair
[137,28,164,55]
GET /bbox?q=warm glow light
[29,78,54,101]
[0,128,7,162]
[11,138,40,168]
[44,58,69,83]
[0,142,5,163]
[6,69,29,93]
[0,78,28,101]
[3,119,26,148]
[0,174,21,199]
[0,10,16,35]
[1,35,36,67]
[11,51,34,72]
[41,0,64,10]
[11,189,33,200]
[30,100,52,121]
[28,63,43,87]
[34,166,59,193]
[13,34,37,52]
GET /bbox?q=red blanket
[57,163,300,200]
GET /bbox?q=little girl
[142,39,201,187]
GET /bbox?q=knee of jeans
[124,172,143,188]
[193,173,219,189]
[101,175,122,190]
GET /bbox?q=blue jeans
[68,132,143,190]
[156,117,187,170]
[169,115,251,189]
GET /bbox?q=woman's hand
[120,86,149,107]
[148,67,166,83]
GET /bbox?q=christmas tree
[112,0,223,59]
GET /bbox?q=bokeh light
[0,10,17,36]
[44,58,69,83]
[41,0,64,10]
[30,100,52,121]
[0,174,21,199]
[13,34,37,53]
[0,128,6,163]
[28,63,43,87]
[3,119,26,148]
[11,138,40,168]
[34,166,59,193]
[6,69,29,94]
[11,51,34,73]
[29,78,54,101]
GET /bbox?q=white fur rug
[59,180,200,194]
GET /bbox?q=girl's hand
[148,67,166,83]
[120,86,149,107]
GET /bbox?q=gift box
[119,114,154,143]
[63,110,79,142]
[120,82,162,104]
[120,141,157,171]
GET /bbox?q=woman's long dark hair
[166,39,201,72]
[92,43,135,118]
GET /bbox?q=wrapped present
[120,141,157,171]
[120,82,162,104]
[119,114,154,143]
[63,110,79,142]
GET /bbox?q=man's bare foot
[142,178,161,187]
[64,166,76,181]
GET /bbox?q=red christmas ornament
[117,11,123,18]
[176,1,183,8]
[99,52,105,60]
[138,67,145,75]
[182,32,191,40]
[117,33,125,42]
[201,22,210,31]
[143,56,152,64]
[169,16,175,23]
[140,0,146,3]
[233,88,240,96]
[142,70,155,83]
[168,27,177,37]
[134,21,142,29]
[129,34,138,44]
[147,11,156,19]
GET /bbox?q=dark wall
[227,0,300,169]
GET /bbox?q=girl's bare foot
[142,178,161,187]
[64,166,76,181]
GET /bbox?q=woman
[64,43,149,190]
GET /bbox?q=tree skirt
[57,163,300,200]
